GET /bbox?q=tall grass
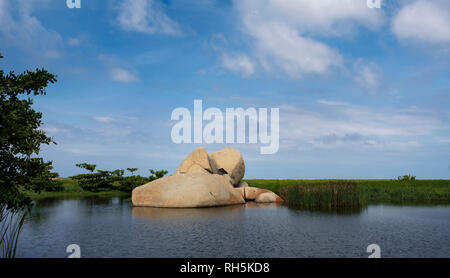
[247,179,450,204]
[0,204,27,258]
[279,180,364,209]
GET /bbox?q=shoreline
[23,178,450,205]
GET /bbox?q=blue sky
[0,0,449,178]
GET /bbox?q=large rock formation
[132,173,245,208]
[132,147,283,208]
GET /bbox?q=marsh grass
[279,180,364,209]
[0,204,27,258]
[247,179,450,204]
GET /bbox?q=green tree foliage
[1,54,59,258]
[127,168,138,175]
[71,164,114,192]
[149,169,168,181]
[75,163,96,173]
[30,163,63,192]
[398,174,416,181]
[0,54,58,210]
[71,163,168,192]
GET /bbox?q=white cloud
[93,116,138,124]
[222,53,255,77]
[279,102,442,152]
[392,0,450,44]
[110,68,140,83]
[353,60,383,93]
[239,0,382,35]
[93,117,116,124]
[233,0,383,78]
[117,0,181,35]
[317,100,349,106]
[67,37,82,47]
[41,126,69,134]
[247,22,343,77]
[0,0,64,57]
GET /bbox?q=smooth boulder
[255,192,283,203]
[132,173,245,208]
[245,187,272,200]
[209,147,245,186]
[174,148,212,174]
[237,181,249,188]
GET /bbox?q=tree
[127,168,138,175]
[71,163,113,192]
[0,54,57,258]
[0,54,58,210]
[76,163,96,173]
[149,169,168,181]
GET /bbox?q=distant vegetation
[22,163,168,200]
[248,179,450,206]
[70,163,168,193]
[279,180,363,209]
[397,174,416,181]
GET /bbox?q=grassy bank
[246,179,450,204]
[23,178,129,200]
[24,178,450,205]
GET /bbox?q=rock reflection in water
[132,201,284,220]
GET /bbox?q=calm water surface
[16,197,450,258]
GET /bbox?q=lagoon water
[16,197,450,258]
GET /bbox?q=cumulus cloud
[0,0,64,58]
[229,0,383,78]
[222,53,255,77]
[392,0,450,44]
[117,0,181,35]
[246,22,343,77]
[110,68,140,83]
[238,0,382,36]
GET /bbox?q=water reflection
[132,204,245,220]
[285,205,367,215]
[16,197,450,258]
[244,202,283,209]
[132,202,285,220]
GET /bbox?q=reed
[279,180,364,209]
[0,204,27,258]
